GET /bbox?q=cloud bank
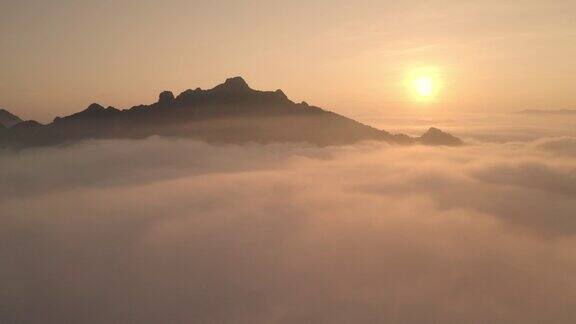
[1,136,576,323]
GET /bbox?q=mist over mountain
[0,109,22,128]
[0,77,461,149]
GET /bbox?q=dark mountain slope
[0,109,23,128]
[419,127,463,146]
[0,77,462,149]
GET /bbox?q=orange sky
[1,0,575,121]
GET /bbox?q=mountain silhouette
[0,77,462,149]
[419,127,463,146]
[0,109,22,128]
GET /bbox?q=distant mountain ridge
[0,109,22,128]
[0,77,462,149]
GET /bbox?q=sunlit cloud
[1,134,576,322]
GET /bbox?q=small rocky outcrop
[418,127,463,146]
[158,91,175,105]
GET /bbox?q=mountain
[0,77,462,149]
[0,109,23,128]
[419,127,463,146]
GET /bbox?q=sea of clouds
[1,128,576,322]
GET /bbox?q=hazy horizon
[2,0,576,121]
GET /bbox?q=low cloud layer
[1,135,576,323]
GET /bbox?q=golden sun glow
[414,77,434,97]
[406,66,442,103]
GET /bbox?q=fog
[1,133,576,322]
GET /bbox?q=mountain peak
[11,120,43,130]
[225,76,249,87]
[158,91,175,105]
[419,127,463,146]
[86,103,105,112]
[214,77,251,92]
[274,89,288,100]
[0,108,23,128]
[424,127,442,134]
[55,103,118,122]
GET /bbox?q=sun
[406,66,441,103]
[414,76,434,97]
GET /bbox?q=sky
[1,0,576,121]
